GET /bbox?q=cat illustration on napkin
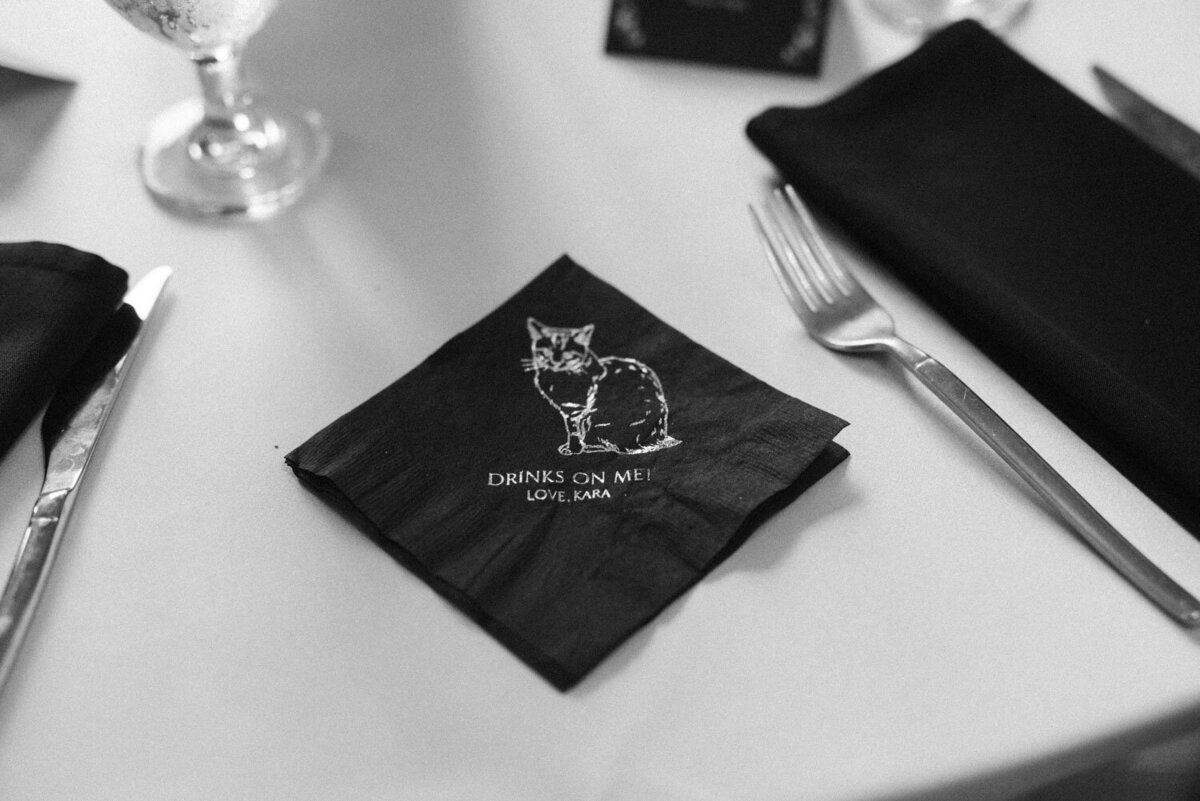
[525,318,680,456]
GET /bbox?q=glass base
[139,96,330,221]
[865,0,1030,34]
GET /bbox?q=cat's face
[527,318,594,372]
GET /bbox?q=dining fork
[750,184,1200,627]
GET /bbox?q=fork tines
[750,185,860,316]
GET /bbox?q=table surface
[2,1,1200,799]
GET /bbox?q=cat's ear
[577,324,595,347]
[527,317,546,339]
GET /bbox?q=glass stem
[188,45,279,174]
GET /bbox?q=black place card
[605,0,832,76]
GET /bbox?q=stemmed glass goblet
[103,0,329,219]
[865,0,1031,35]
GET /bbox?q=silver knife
[1093,64,1200,181]
[0,265,172,695]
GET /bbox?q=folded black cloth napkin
[0,242,129,461]
[747,20,1200,539]
[287,255,848,690]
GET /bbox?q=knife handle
[893,345,1200,627]
[0,489,72,693]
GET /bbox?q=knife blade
[1093,64,1200,181]
[0,265,171,695]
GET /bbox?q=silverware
[750,185,1200,627]
[1093,64,1200,181]
[0,266,172,694]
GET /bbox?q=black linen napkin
[0,242,129,461]
[747,20,1200,539]
[287,255,848,690]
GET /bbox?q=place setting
[3,0,1200,796]
[279,0,1200,693]
[0,247,170,693]
[744,15,1200,624]
[3,0,1200,685]
[0,0,311,693]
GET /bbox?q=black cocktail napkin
[287,255,848,690]
[747,20,1200,539]
[0,242,129,461]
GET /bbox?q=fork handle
[885,337,1200,627]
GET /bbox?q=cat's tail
[624,436,681,455]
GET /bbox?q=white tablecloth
[2,1,1200,798]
